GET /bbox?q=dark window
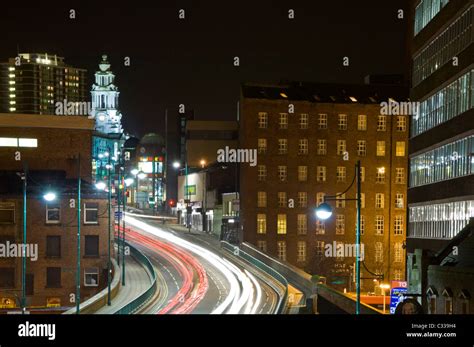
[84,235,99,257]
[0,268,14,288]
[84,203,99,224]
[0,207,15,224]
[46,236,61,257]
[46,204,60,224]
[26,274,34,296]
[46,267,61,288]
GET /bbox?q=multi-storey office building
[0,53,87,115]
[240,82,409,292]
[408,0,474,313]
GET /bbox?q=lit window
[316,166,326,182]
[318,114,328,129]
[19,138,38,148]
[278,139,288,154]
[316,192,325,206]
[316,220,325,235]
[279,113,288,129]
[278,166,287,181]
[396,116,406,132]
[375,216,384,235]
[317,139,327,155]
[297,214,307,235]
[376,141,386,156]
[395,193,404,209]
[376,169,385,183]
[375,193,385,209]
[257,191,267,208]
[336,166,346,183]
[337,140,346,156]
[84,268,99,287]
[0,137,18,147]
[394,243,403,263]
[336,215,345,234]
[338,114,348,130]
[357,140,366,156]
[278,192,287,207]
[377,115,386,131]
[358,115,367,131]
[299,114,309,129]
[257,165,266,181]
[360,167,365,182]
[396,141,405,157]
[257,214,266,234]
[277,214,287,234]
[298,139,308,155]
[277,241,287,261]
[258,112,268,129]
[298,192,308,208]
[394,216,404,235]
[257,138,267,154]
[360,193,365,208]
[375,242,383,262]
[316,241,325,256]
[336,193,346,208]
[395,168,405,184]
[297,241,307,262]
[257,240,267,252]
[298,166,308,182]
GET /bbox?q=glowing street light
[124,177,134,187]
[95,181,106,190]
[173,161,181,169]
[131,168,139,176]
[137,171,147,179]
[315,202,333,220]
[200,159,206,168]
[43,192,57,202]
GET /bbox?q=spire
[99,54,111,72]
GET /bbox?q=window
[318,114,328,129]
[0,268,14,288]
[279,113,288,129]
[336,193,346,208]
[336,166,346,183]
[395,193,404,209]
[316,192,325,206]
[375,193,385,209]
[257,214,266,234]
[375,216,384,235]
[298,139,308,155]
[84,268,99,287]
[358,115,367,130]
[395,168,405,184]
[46,236,61,257]
[278,192,287,208]
[316,166,326,182]
[414,0,450,35]
[317,139,327,155]
[84,203,99,224]
[257,240,267,252]
[360,193,365,208]
[277,214,287,234]
[377,115,386,131]
[396,116,406,131]
[257,165,266,181]
[278,139,288,154]
[278,166,287,181]
[46,203,60,224]
[338,114,348,130]
[257,138,267,154]
[357,140,366,156]
[298,166,307,182]
[316,241,325,256]
[337,140,346,156]
[396,141,405,157]
[46,267,61,288]
[360,167,365,182]
[258,112,268,129]
[277,241,287,261]
[315,220,325,235]
[376,169,385,183]
[375,242,383,263]
[0,204,15,224]
[299,114,309,129]
[429,295,437,314]
[298,192,307,208]
[445,297,453,315]
[336,215,345,234]
[360,215,366,235]
[394,243,403,263]
[297,241,307,262]
[393,269,403,281]
[257,192,267,208]
[394,216,404,235]
[376,141,385,156]
[84,235,99,257]
[297,214,307,235]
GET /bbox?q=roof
[241,81,409,104]
[0,113,94,130]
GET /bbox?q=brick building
[239,81,409,292]
[0,113,109,311]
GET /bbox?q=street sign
[390,287,408,314]
[114,211,123,219]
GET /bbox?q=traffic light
[168,199,175,207]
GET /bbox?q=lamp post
[315,160,362,314]
[380,283,390,314]
[20,165,27,314]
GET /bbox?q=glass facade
[411,70,474,137]
[414,0,450,36]
[409,200,474,239]
[410,135,474,187]
[413,6,473,86]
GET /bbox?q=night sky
[1,1,409,137]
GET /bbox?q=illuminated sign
[185,185,196,196]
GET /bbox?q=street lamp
[95,181,106,191]
[380,283,391,314]
[172,161,180,169]
[43,192,56,202]
[137,171,146,179]
[315,160,362,314]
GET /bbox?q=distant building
[239,81,409,292]
[407,0,474,313]
[0,53,87,115]
[0,113,109,311]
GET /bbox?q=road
[123,215,280,314]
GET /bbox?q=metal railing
[221,241,288,314]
